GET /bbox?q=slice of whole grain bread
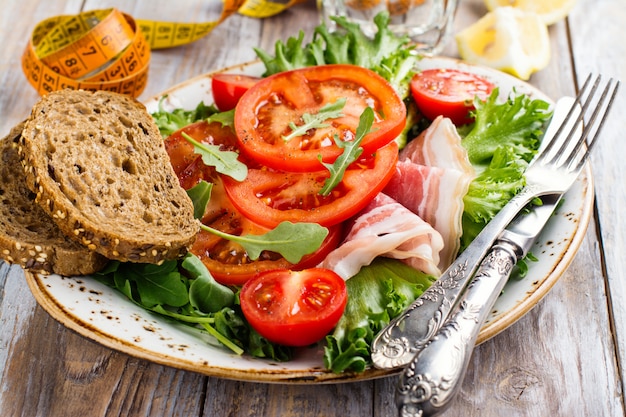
[0,123,108,275]
[19,90,198,264]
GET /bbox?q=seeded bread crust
[19,90,198,264]
[0,123,108,275]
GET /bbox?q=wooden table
[1,0,624,415]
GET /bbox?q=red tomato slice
[222,142,399,228]
[211,73,260,112]
[234,64,406,172]
[240,268,347,346]
[410,68,495,125]
[164,120,240,189]
[191,211,343,286]
[164,121,341,285]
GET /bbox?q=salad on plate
[95,12,553,375]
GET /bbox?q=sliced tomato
[234,64,406,172]
[164,120,240,189]
[191,205,343,286]
[211,73,260,112]
[240,268,347,346]
[410,68,496,125]
[164,122,341,285]
[222,142,398,228]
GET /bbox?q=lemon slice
[455,7,550,80]
[484,0,576,25]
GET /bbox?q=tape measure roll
[21,0,303,98]
[23,9,150,98]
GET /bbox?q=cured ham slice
[400,116,474,176]
[384,162,470,269]
[384,116,474,269]
[319,193,444,280]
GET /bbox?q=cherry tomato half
[164,121,341,285]
[410,68,495,125]
[240,268,347,347]
[211,73,261,112]
[222,142,399,228]
[234,64,406,172]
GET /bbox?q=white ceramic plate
[24,57,593,383]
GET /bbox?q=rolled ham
[319,193,444,280]
[400,115,474,176]
[384,116,475,269]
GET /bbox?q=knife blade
[394,192,564,416]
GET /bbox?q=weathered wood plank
[569,0,626,393]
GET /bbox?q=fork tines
[549,74,621,171]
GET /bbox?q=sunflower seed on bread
[18,89,198,264]
[0,123,108,275]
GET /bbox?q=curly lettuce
[254,12,419,100]
[324,258,436,373]
[463,88,552,165]
[460,89,552,249]
[151,98,218,138]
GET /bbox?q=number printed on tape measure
[22,0,303,98]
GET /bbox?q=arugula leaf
[101,260,189,308]
[181,132,248,181]
[283,98,346,142]
[93,256,292,360]
[207,109,235,128]
[200,221,329,264]
[213,304,293,361]
[324,258,435,373]
[318,107,374,196]
[151,97,217,138]
[182,254,235,313]
[186,180,212,219]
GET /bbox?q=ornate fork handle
[371,185,540,369]
[395,242,518,417]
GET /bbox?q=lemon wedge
[484,0,576,25]
[455,7,550,80]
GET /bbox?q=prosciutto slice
[319,193,444,280]
[384,116,475,269]
[400,115,474,176]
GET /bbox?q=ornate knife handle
[395,242,518,417]
[370,186,538,369]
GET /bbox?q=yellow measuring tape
[22,0,304,98]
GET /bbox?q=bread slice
[19,90,198,264]
[0,123,108,275]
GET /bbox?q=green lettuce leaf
[151,98,217,138]
[254,12,418,100]
[463,88,552,166]
[460,90,552,250]
[324,258,436,373]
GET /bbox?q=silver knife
[370,97,575,370]
[394,193,563,416]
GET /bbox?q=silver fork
[371,74,621,371]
